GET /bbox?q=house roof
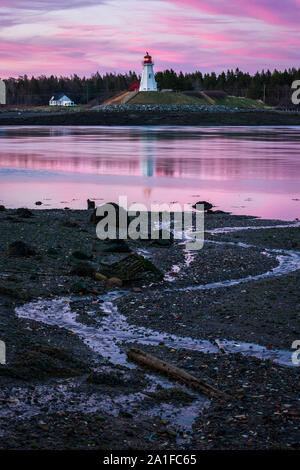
[50,93,72,101]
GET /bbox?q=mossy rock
[99,253,163,282]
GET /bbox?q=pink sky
[0,0,299,77]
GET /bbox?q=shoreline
[0,208,299,449]
[1,108,300,126]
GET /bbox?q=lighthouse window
[149,74,151,78]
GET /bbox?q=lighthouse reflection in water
[0,125,299,220]
[140,129,155,201]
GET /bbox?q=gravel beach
[0,208,299,450]
[1,107,300,126]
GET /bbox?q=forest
[3,67,300,107]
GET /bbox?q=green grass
[128,92,270,109]
[215,96,268,109]
[128,91,206,105]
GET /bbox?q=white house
[49,94,75,106]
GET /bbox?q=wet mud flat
[0,208,299,449]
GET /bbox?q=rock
[15,208,34,218]
[70,262,96,278]
[0,205,5,211]
[87,372,126,386]
[47,247,60,256]
[0,344,86,380]
[192,201,213,211]
[151,238,173,247]
[99,253,163,283]
[70,281,88,293]
[107,277,123,287]
[61,217,78,228]
[94,273,107,281]
[97,103,240,113]
[6,275,21,282]
[35,201,42,206]
[98,239,131,253]
[38,423,49,432]
[7,241,36,257]
[0,284,31,300]
[71,250,93,260]
[87,199,95,210]
[90,202,129,230]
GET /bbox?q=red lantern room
[143,52,153,64]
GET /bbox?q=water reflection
[0,126,299,219]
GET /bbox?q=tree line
[3,67,300,107]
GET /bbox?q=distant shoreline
[0,107,300,126]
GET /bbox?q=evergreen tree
[3,67,299,106]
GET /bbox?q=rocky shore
[0,106,300,126]
[0,207,299,450]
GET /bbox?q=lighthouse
[139,52,157,92]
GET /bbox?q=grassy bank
[128,91,207,105]
[127,91,268,109]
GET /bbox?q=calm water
[0,125,299,220]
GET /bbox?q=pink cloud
[0,1,105,10]
[167,0,300,27]
[0,0,300,77]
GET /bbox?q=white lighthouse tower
[139,52,157,92]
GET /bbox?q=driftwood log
[126,348,228,399]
